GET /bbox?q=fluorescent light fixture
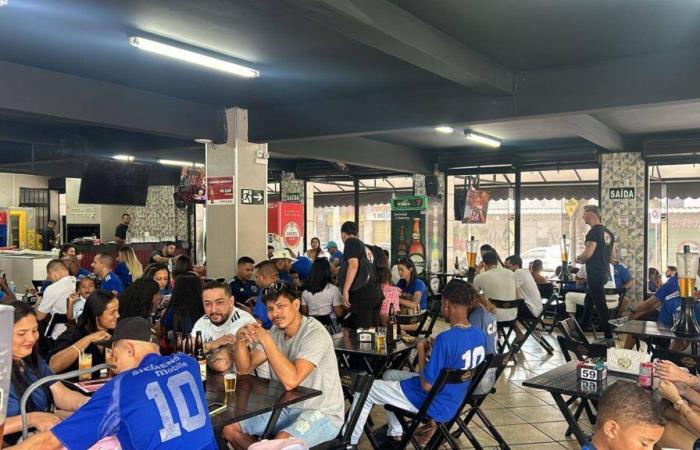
[435,126,454,134]
[0,0,8,7]
[128,36,260,78]
[158,159,204,168]
[113,154,135,162]
[464,130,501,148]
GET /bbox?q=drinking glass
[224,372,237,393]
[79,353,93,381]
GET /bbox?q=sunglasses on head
[261,281,297,298]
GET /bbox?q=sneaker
[608,317,627,328]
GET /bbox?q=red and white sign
[207,176,234,205]
[268,202,304,254]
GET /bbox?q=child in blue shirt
[350,279,487,445]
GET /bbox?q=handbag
[606,347,650,375]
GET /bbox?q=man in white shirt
[504,255,543,319]
[473,251,519,322]
[35,259,77,339]
[192,281,256,372]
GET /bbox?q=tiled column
[600,152,646,302]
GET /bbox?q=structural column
[600,152,646,302]
[205,107,268,278]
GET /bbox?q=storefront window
[519,169,599,276]
[358,177,413,251]
[311,181,355,252]
[648,164,700,280]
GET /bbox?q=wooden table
[522,361,637,445]
[333,329,417,377]
[206,373,321,443]
[615,320,700,343]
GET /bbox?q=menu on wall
[207,176,235,205]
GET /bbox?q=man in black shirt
[339,221,381,328]
[149,241,177,265]
[114,213,130,245]
[576,205,616,339]
[41,219,58,251]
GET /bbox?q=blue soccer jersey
[253,291,273,329]
[469,307,498,355]
[400,326,487,422]
[655,275,679,304]
[100,272,125,294]
[52,353,217,450]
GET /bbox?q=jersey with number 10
[400,326,487,422]
[52,353,217,450]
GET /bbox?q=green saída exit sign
[608,187,635,200]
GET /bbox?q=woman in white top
[301,258,345,328]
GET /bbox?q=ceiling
[0,0,700,177]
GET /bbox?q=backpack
[337,241,374,292]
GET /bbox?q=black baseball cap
[95,317,159,347]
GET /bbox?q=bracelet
[674,399,687,410]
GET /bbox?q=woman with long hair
[306,237,323,261]
[4,302,88,444]
[143,263,172,320]
[172,255,194,279]
[117,246,143,280]
[118,278,161,320]
[396,257,427,312]
[300,258,344,327]
[160,272,204,336]
[59,244,76,258]
[49,290,119,378]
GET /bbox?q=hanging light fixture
[464,130,501,148]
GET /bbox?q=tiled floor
[358,320,595,449]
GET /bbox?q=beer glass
[375,328,386,350]
[224,372,237,393]
[677,246,699,298]
[466,236,479,269]
[79,353,93,381]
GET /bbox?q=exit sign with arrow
[241,189,265,205]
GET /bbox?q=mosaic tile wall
[125,185,188,240]
[601,152,646,302]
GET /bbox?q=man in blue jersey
[580,381,664,450]
[11,317,217,450]
[349,279,487,445]
[92,252,124,294]
[623,273,680,349]
[252,260,279,329]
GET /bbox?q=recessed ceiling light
[128,36,260,78]
[435,126,454,134]
[464,130,501,148]
[158,158,205,168]
[113,154,135,162]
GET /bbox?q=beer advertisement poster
[463,188,491,224]
[390,196,428,280]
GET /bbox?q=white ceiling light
[464,130,501,148]
[112,154,135,162]
[435,126,454,134]
[128,36,260,78]
[0,0,8,7]
[158,159,205,168]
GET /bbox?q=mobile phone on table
[208,402,227,416]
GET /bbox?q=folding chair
[558,316,614,348]
[518,308,555,355]
[491,298,525,355]
[311,370,374,450]
[651,348,700,375]
[557,336,607,437]
[538,283,562,334]
[381,359,490,450]
[445,353,510,450]
[417,295,443,339]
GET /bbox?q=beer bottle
[397,226,408,258]
[183,335,193,356]
[194,331,207,385]
[408,217,426,276]
[387,303,398,344]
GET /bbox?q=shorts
[239,407,340,447]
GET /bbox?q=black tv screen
[79,159,150,206]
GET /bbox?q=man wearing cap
[325,241,343,270]
[270,248,296,283]
[576,204,616,340]
[13,317,218,450]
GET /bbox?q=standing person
[338,221,381,328]
[576,204,615,339]
[251,260,279,329]
[160,272,204,338]
[114,213,130,245]
[12,317,218,450]
[396,258,428,312]
[149,241,177,265]
[49,290,118,378]
[35,259,77,340]
[301,258,345,327]
[91,252,124,294]
[224,283,345,448]
[473,251,519,322]
[228,256,258,305]
[325,241,343,270]
[349,279,487,446]
[306,237,323,260]
[41,219,59,251]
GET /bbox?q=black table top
[522,361,638,399]
[615,320,700,343]
[206,374,321,429]
[333,329,417,357]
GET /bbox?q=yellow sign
[564,198,579,217]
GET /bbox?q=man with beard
[192,281,257,356]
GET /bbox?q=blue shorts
[239,407,340,447]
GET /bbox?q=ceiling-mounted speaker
[425,175,439,197]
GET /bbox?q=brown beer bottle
[183,335,193,356]
[194,331,207,385]
[397,226,408,258]
[408,217,426,275]
[387,303,398,344]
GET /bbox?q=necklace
[452,322,470,329]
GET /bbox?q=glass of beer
[79,353,93,381]
[224,372,237,393]
[466,236,479,269]
[375,328,386,350]
[677,246,699,298]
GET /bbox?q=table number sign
[357,328,375,343]
[577,361,607,382]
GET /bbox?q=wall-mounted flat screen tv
[78,159,150,206]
